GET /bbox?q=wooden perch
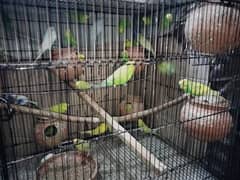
[116,94,189,122]
[69,82,167,174]
[0,103,100,123]
[0,94,188,125]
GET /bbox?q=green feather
[75,80,91,90]
[100,61,135,87]
[124,39,132,49]
[83,123,111,136]
[120,50,129,62]
[119,18,129,34]
[49,103,68,114]
[138,34,154,55]
[157,61,176,75]
[64,30,77,47]
[142,16,152,25]
[138,119,151,134]
[73,139,90,152]
[179,79,220,96]
[160,13,173,30]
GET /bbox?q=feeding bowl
[37,151,98,180]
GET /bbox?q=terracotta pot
[180,96,233,142]
[35,118,68,148]
[37,151,98,180]
[51,48,83,81]
[126,47,145,74]
[120,95,144,115]
[185,4,240,54]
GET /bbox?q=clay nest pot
[126,47,145,74]
[51,48,83,81]
[180,96,233,142]
[35,117,68,148]
[37,151,98,180]
[185,4,240,54]
[119,95,144,116]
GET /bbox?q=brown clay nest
[37,151,98,180]
[35,118,68,148]
[51,48,83,81]
[120,95,144,116]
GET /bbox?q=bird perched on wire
[179,79,220,97]
[0,94,38,108]
[81,123,111,137]
[73,138,90,152]
[137,119,151,134]
[75,61,136,90]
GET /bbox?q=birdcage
[0,0,240,179]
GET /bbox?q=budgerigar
[161,13,173,30]
[179,79,220,96]
[64,30,77,47]
[73,138,90,152]
[138,34,155,55]
[157,61,176,75]
[49,102,68,114]
[82,123,111,136]
[75,61,135,90]
[35,27,57,62]
[1,94,38,108]
[138,119,151,134]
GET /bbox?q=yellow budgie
[179,79,220,96]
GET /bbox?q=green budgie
[161,13,173,30]
[119,18,129,34]
[138,34,155,55]
[75,62,135,90]
[98,61,135,88]
[142,16,151,25]
[120,50,129,62]
[82,123,111,136]
[138,119,151,134]
[157,61,176,75]
[75,80,91,90]
[49,102,68,114]
[179,79,220,96]
[64,30,77,47]
[73,139,90,152]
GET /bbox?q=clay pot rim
[189,97,229,111]
[37,151,98,180]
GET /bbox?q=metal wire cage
[0,0,240,179]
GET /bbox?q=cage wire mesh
[0,0,240,179]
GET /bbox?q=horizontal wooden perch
[0,94,188,125]
[116,94,189,122]
[0,103,100,123]
[0,95,188,123]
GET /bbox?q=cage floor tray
[4,134,217,180]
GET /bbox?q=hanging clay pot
[37,151,98,180]
[185,4,240,54]
[51,48,83,81]
[180,95,233,142]
[35,117,68,148]
[120,95,144,116]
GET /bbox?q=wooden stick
[0,103,100,123]
[116,94,189,122]
[69,82,167,174]
[0,94,188,124]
